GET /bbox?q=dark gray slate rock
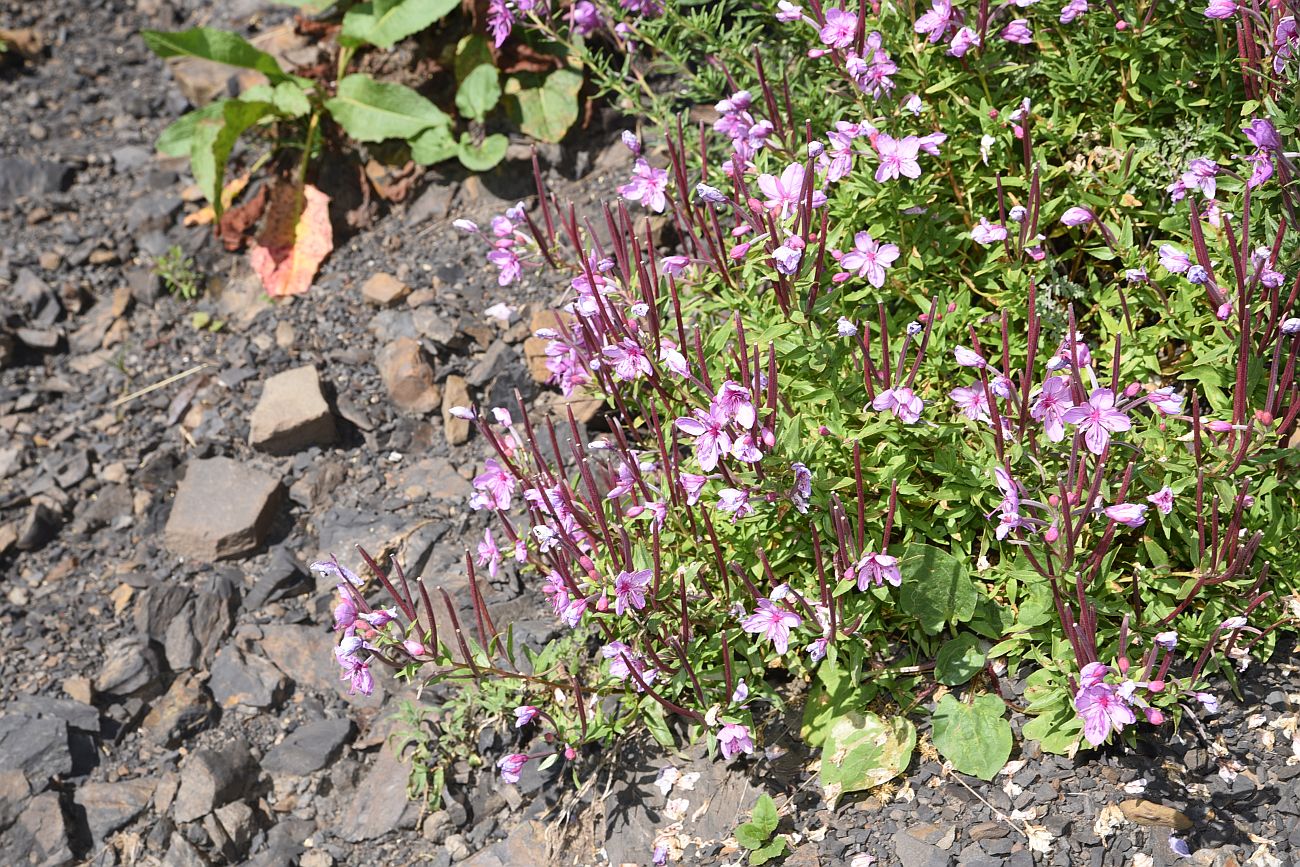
[0,791,74,866]
[260,718,354,776]
[163,457,282,560]
[0,715,72,784]
[172,739,259,823]
[163,573,239,671]
[339,746,420,842]
[0,158,74,200]
[142,672,216,747]
[209,643,288,711]
[74,778,155,844]
[93,636,163,699]
[892,828,955,867]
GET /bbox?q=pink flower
[487,0,514,47]
[757,163,826,220]
[1062,388,1131,454]
[718,722,755,759]
[618,159,669,212]
[971,217,1008,246]
[948,26,979,57]
[713,380,758,427]
[914,0,953,42]
[949,384,990,422]
[853,551,901,589]
[1148,386,1184,415]
[1104,503,1148,527]
[1204,0,1236,17]
[791,462,812,513]
[514,706,540,727]
[471,458,516,510]
[871,386,924,423]
[1030,376,1075,442]
[1060,0,1088,22]
[836,231,900,287]
[1074,681,1135,747]
[1147,486,1175,515]
[679,472,709,505]
[613,568,652,615]
[602,339,652,381]
[569,1,602,35]
[1159,244,1191,274]
[487,247,521,286]
[874,134,922,182]
[675,407,732,471]
[954,346,986,368]
[497,753,529,784]
[742,598,803,654]
[1060,206,1094,226]
[333,597,357,632]
[1000,18,1033,43]
[776,0,805,22]
[716,487,754,521]
[819,8,859,48]
[476,528,501,579]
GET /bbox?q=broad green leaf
[801,657,874,748]
[935,634,986,686]
[456,133,508,172]
[899,543,978,634]
[341,0,459,49]
[455,64,501,122]
[931,694,1012,780]
[749,794,779,838]
[156,102,225,156]
[735,823,766,851]
[819,711,915,807]
[750,837,788,865]
[1022,703,1082,756]
[189,99,275,214]
[325,74,450,142]
[504,69,582,143]
[142,27,289,81]
[410,125,458,165]
[272,81,312,118]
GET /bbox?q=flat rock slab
[0,714,72,784]
[164,458,282,561]
[75,778,155,844]
[248,366,336,455]
[339,745,420,842]
[361,272,410,307]
[173,740,258,824]
[260,718,355,776]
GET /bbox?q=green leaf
[750,837,788,865]
[410,125,458,165]
[156,102,226,157]
[189,99,274,214]
[141,27,289,81]
[455,34,493,83]
[341,0,459,49]
[819,711,915,808]
[749,794,779,839]
[735,823,767,851]
[1022,703,1083,755]
[504,69,582,143]
[801,658,872,748]
[456,133,508,171]
[935,634,986,686]
[271,81,312,118]
[930,694,1012,781]
[456,64,501,122]
[899,543,978,634]
[325,74,449,142]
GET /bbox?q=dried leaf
[217,183,269,252]
[184,173,252,226]
[1118,799,1193,830]
[247,182,332,297]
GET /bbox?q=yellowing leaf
[247,182,332,297]
[183,172,251,226]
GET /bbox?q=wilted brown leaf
[216,183,269,252]
[247,182,333,297]
[184,173,252,227]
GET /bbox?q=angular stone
[209,644,288,711]
[172,740,258,823]
[339,746,420,841]
[164,457,282,560]
[93,637,162,699]
[891,828,952,867]
[0,769,31,832]
[0,791,73,867]
[163,573,239,671]
[261,718,355,776]
[8,695,99,735]
[361,273,410,307]
[442,375,472,445]
[0,716,71,784]
[259,624,383,706]
[248,366,336,455]
[466,340,516,388]
[142,672,216,747]
[74,779,155,843]
[213,800,255,857]
[1118,799,1193,830]
[377,337,441,414]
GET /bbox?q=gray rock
[339,746,420,841]
[16,502,61,550]
[94,636,163,699]
[0,769,32,831]
[74,779,155,843]
[243,547,309,609]
[125,192,181,234]
[172,739,258,823]
[0,715,72,784]
[111,146,151,173]
[163,573,238,671]
[163,457,282,560]
[412,307,462,347]
[466,340,516,388]
[0,791,73,867]
[0,157,73,201]
[163,830,207,867]
[142,672,216,747]
[74,483,133,535]
[405,182,457,226]
[259,624,384,706]
[209,643,287,711]
[8,695,99,734]
[892,828,954,867]
[134,583,192,643]
[213,800,255,858]
[261,718,355,776]
[248,366,337,455]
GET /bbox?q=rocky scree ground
[4,2,1300,867]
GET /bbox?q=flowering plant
[325,0,1300,821]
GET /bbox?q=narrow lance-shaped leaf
[141,27,290,81]
[189,99,275,215]
[340,0,460,49]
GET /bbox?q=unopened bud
[1144,707,1164,725]
[818,425,832,436]
[947,301,957,313]
[1044,524,1059,543]
[1148,680,1165,692]
[988,109,999,119]
[1124,382,1141,398]
[1255,409,1274,426]
[1115,19,1127,30]
[1048,493,1060,507]
[1117,657,1130,675]
[1206,420,1233,432]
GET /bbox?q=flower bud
[1117,657,1130,675]
[988,109,999,119]
[818,425,832,436]
[947,302,957,313]
[1148,679,1164,692]
[1048,494,1060,507]
[1255,409,1274,426]
[1044,524,1059,543]
[1144,707,1165,725]
[1124,382,1141,398]
[1009,205,1027,223]
[1206,420,1233,432]
[1115,19,1127,29]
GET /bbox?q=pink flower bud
[403,638,427,656]
[1115,19,1127,29]
[1207,420,1233,432]
[819,425,832,436]
[1124,382,1141,398]
[947,302,957,313]
[988,109,999,119]
[1117,657,1130,675]
[564,745,578,760]
[1144,707,1164,725]
[1044,524,1059,543]
[1048,494,1060,507]
[1148,679,1165,692]
[1255,410,1274,425]
[595,595,610,612]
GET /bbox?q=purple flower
[618,159,669,213]
[819,8,859,48]
[954,346,986,368]
[333,597,357,632]
[514,706,540,728]
[1030,376,1075,442]
[312,556,364,588]
[791,462,812,513]
[971,217,1008,246]
[742,598,802,654]
[757,163,825,220]
[1062,388,1131,454]
[949,385,990,422]
[1147,486,1174,515]
[948,26,979,57]
[1244,118,1281,151]
[853,551,901,589]
[471,458,516,510]
[773,238,804,274]
[1246,150,1274,189]
[837,317,858,337]
[675,408,732,471]
[661,255,690,276]
[487,247,521,286]
[874,134,922,181]
[1000,18,1033,44]
[1060,0,1088,23]
[487,0,514,46]
[872,386,924,423]
[602,339,652,381]
[776,0,805,22]
[476,528,502,579]
[1204,0,1236,17]
[1181,158,1218,199]
[1060,206,1094,227]
[498,753,529,784]
[1074,679,1136,747]
[1194,691,1219,713]
[1104,503,1148,527]
[1187,264,1209,285]
[1170,835,1192,859]
[714,380,757,428]
[679,472,708,505]
[718,722,755,759]
[1153,631,1178,650]
[836,231,900,287]
[613,568,652,615]
[569,0,602,34]
[914,0,953,42]
[716,487,754,521]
